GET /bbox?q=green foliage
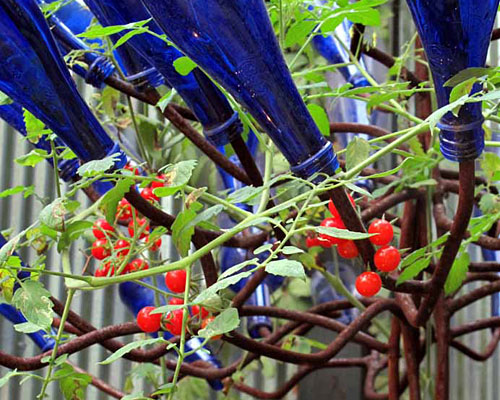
[12,280,53,330]
[54,363,92,400]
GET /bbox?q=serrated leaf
[307,104,330,136]
[173,56,197,76]
[198,308,240,338]
[54,363,92,400]
[15,149,50,167]
[77,154,120,177]
[444,253,470,295]
[12,280,53,329]
[194,270,254,303]
[154,160,197,197]
[100,178,134,224]
[23,109,50,142]
[266,259,306,280]
[218,258,258,281]
[77,19,151,39]
[14,322,45,334]
[396,256,431,285]
[313,226,373,240]
[285,19,316,47]
[345,137,371,174]
[100,338,166,365]
[171,203,202,257]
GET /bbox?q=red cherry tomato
[337,240,359,259]
[192,305,209,320]
[137,306,162,333]
[201,316,222,340]
[328,193,355,220]
[151,174,167,189]
[355,272,382,297]
[91,239,111,260]
[374,246,401,272]
[319,217,347,246]
[168,298,184,306]
[94,261,115,277]
[114,239,131,258]
[306,236,322,248]
[165,270,187,293]
[92,219,115,240]
[368,219,394,246]
[124,162,140,176]
[125,258,148,273]
[145,236,162,252]
[164,309,185,336]
[141,187,159,203]
[116,199,134,222]
[128,218,150,239]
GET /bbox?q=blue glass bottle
[140,0,339,179]
[82,0,243,148]
[0,0,126,168]
[118,280,223,390]
[44,0,163,89]
[0,234,55,352]
[405,0,500,162]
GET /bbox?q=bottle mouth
[290,141,339,181]
[85,56,116,89]
[204,111,242,147]
[126,67,165,89]
[438,118,485,162]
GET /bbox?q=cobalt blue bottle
[405,0,500,162]
[118,280,223,390]
[82,0,243,147]
[45,0,163,89]
[0,234,55,352]
[140,0,339,179]
[0,0,126,167]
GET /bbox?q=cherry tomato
[125,258,148,273]
[374,246,401,272]
[337,240,359,259]
[168,298,184,306]
[145,236,162,252]
[328,193,355,221]
[91,239,111,260]
[368,219,394,246]
[141,187,159,203]
[306,236,322,248]
[94,261,115,277]
[163,309,185,336]
[355,272,382,297]
[114,239,131,258]
[319,217,347,246]
[124,162,140,176]
[116,199,134,222]
[165,270,187,293]
[192,305,209,320]
[137,306,162,333]
[201,316,222,340]
[128,218,150,239]
[92,219,115,240]
[151,174,167,189]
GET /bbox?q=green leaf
[194,270,254,303]
[227,186,264,204]
[0,185,35,199]
[173,56,197,76]
[481,152,500,182]
[266,259,306,280]
[112,29,147,49]
[54,363,92,400]
[15,149,50,167]
[198,308,240,338]
[345,137,371,174]
[0,90,12,106]
[307,104,330,136]
[154,160,197,197]
[100,177,135,224]
[100,338,166,365]
[0,370,22,388]
[444,67,491,87]
[313,226,373,240]
[14,322,45,334]
[12,280,53,329]
[285,20,316,47]
[77,154,120,177]
[39,198,79,231]
[281,246,304,255]
[23,109,50,142]
[78,19,151,39]
[396,256,431,285]
[444,253,470,295]
[156,88,177,112]
[171,202,202,257]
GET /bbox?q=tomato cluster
[306,194,401,298]
[90,175,166,277]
